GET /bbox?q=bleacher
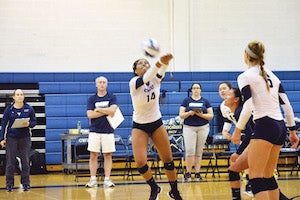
[0,71,299,168]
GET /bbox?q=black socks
[231,188,241,200]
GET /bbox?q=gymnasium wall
[0,0,299,72]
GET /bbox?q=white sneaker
[243,190,254,197]
[85,179,98,188]
[103,179,115,187]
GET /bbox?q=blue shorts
[253,116,286,145]
[132,118,163,136]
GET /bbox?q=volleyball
[142,38,160,58]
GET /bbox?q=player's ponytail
[260,65,270,91]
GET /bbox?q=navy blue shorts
[253,116,287,145]
[132,118,163,136]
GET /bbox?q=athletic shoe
[184,172,192,182]
[85,179,98,188]
[149,186,161,200]
[244,183,253,197]
[23,184,30,191]
[194,173,202,181]
[243,190,254,197]
[103,179,115,187]
[245,183,251,192]
[168,190,183,200]
[6,185,13,192]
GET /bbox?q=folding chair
[277,134,300,176]
[126,136,161,179]
[74,136,89,182]
[212,133,235,178]
[147,139,161,179]
[112,134,130,179]
[125,135,135,180]
[202,142,215,178]
[169,134,185,174]
[278,148,300,176]
[73,136,103,182]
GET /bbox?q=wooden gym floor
[0,171,300,200]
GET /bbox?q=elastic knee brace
[249,178,267,195]
[228,170,240,181]
[265,177,278,191]
[137,164,149,174]
[164,161,175,170]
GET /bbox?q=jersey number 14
[147,92,156,102]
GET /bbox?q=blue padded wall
[2,71,299,165]
[1,71,299,83]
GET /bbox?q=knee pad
[137,164,149,174]
[249,178,267,195]
[265,177,278,191]
[164,161,175,170]
[228,170,240,181]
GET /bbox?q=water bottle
[77,121,81,134]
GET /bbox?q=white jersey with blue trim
[220,101,232,119]
[130,77,161,124]
[129,66,165,124]
[236,65,295,130]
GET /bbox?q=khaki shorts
[87,132,116,153]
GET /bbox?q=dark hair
[132,59,140,76]
[232,87,242,106]
[191,82,202,90]
[218,81,232,89]
[13,89,21,96]
[11,89,26,104]
[132,58,150,76]
[188,82,202,97]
